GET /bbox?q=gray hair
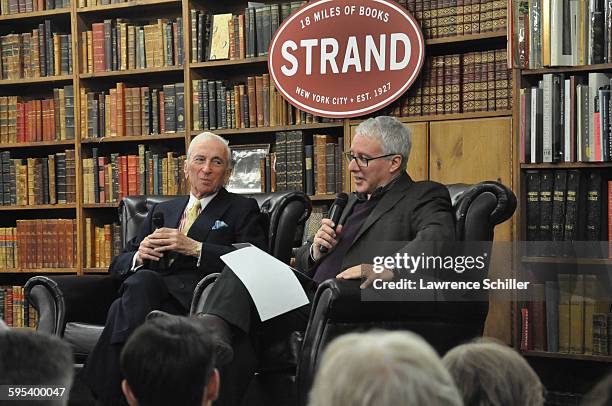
[442,339,544,406]
[354,116,412,171]
[582,373,612,406]
[308,330,463,406]
[188,132,233,169]
[0,330,74,406]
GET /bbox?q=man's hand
[312,219,343,261]
[136,234,165,264]
[145,227,201,258]
[336,264,394,289]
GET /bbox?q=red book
[25,101,33,142]
[98,157,107,203]
[35,100,43,142]
[520,306,531,350]
[159,91,165,134]
[119,155,128,200]
[16,102,25,143]
[49,99,55,141]
[594,110,602,162]
[127,155,138,196]
[92,23,106,73]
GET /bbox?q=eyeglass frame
[344,152,400,168]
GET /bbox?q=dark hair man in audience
[308,330,463,406]
[0,329,74,406]
[442,339,544,406]
[581,373,612,406]
[197,116,456,405]
[82,132,268,405]
[120,316,219,406]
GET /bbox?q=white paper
[221,246,310,321]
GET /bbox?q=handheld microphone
[149,212,167,271]
[319,193,349,254]
[152,212,164,230]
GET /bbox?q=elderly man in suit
[82,132,268,405]
[198,115,456,405]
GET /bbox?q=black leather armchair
[187,181,517,406]
[24,191,312,365]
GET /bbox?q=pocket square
[212,220,229,230]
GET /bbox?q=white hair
[188,132,232,168]
[308,330,463,406]
[442,339,544,406]
[354,116,412,171]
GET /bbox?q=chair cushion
[64,322,104,363]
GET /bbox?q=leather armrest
[44,275,120,334]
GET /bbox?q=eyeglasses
[344,152,397,168]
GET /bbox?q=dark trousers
[82,270,186,403]
[203,268,316,406]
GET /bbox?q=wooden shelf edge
[83,203,120,208]
[522,350,612,363]
[0,8,70,21]
[80,66,183,79]
[521,162,612,169]
[521,256,612,265]
[310,195,335,201]
[81,133,185,143]
[349,111,512,126]
[0,204,76,211]
[84,268,109,274]
[190,56,268,68]
[0,75,73,85]
[0,268,78,274]
[522,63,612,76]
[425,31,507,45]
[77,0,180,13]
[191,123,344,136]
[0,140,75,149]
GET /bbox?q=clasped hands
[135,228,200,266]
[313,219,393,289]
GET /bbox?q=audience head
[185,132,232,198]
[0,329,74,406]
[120,316,219,406]
[442,338,544,406]
[581,373,612,406]
[308,330,463,406]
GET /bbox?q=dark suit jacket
[295,172,455,277]
[109,188,268,308]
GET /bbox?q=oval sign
[268,0,425,118]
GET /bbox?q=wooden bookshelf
[0,140,75,149]
[81,133,186,144]
[77,0,181,14]
[190,122,344,136]
[83,202,120,209]
[84,268,110,274]
[0,8,70,22]
[522,63,612,76]
[0,75,73,86]
[521,256,612,266]
[426,31,507,46]
[310,195,335,201]
[522,351,612,363]
[190,56,268,69]
[0,268,78,274]
[0,204,76,211]
[79,66,183,79]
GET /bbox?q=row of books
[0,286,37,329]
[520,73,612,164]
[82,18,184,74]
[190,1,305,62]
[0,86,75,144]
[525,170,609,254]
[0,228,16,269]
[83,220,122,269]
[0,0,69,14]
[15,219,77,269]
[392,49,512,117]
[82,147,187,204]
[407,0,507,39]
[520,275,612,355]
[81,82,185,139]
[192,75,339,131]
[0,21,72,80]
[0,150,76,206]
[512,0,612,69]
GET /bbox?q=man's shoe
[195,313,234,366]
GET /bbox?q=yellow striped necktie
[182,200,202,235]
